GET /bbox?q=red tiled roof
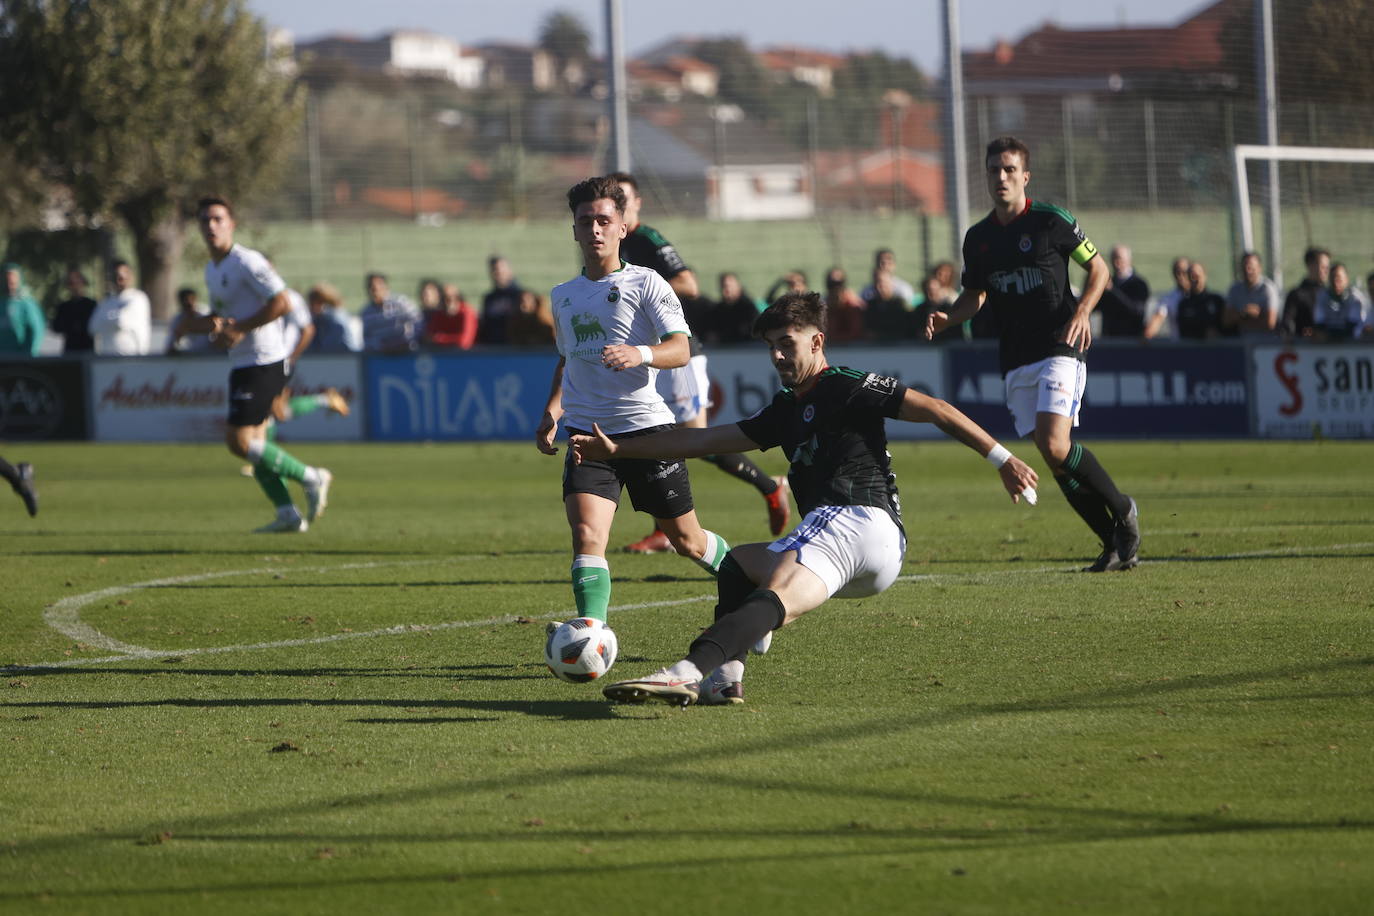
[964,0,1243,80]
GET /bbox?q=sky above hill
[248,0,1213,73]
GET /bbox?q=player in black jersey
[925,136,1140,573]
[570,291,1038,706]
[610,173,790,554]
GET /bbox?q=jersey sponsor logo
[1018,234,1032,253]
[861,373,899,395]
[988,266,1045,296]
[571,312,606,344]
[802,404,816,423]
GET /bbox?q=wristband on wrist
[985,444,1012,468]
[635,345,653,367]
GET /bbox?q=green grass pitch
[2,439,1372,914]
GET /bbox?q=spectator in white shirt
[89,260,151,355]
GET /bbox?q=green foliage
[1,440,1372,912]
[0,0,303,226]
[537,9,592,79]
[1220,0,1374,105]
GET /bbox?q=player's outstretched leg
[1,457,38,517]
[702,453,791,535]
[604,587,785,707]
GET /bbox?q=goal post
[1233,144,1374,288]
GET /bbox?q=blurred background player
[535,176,730,632]
[192,195,333,533]
[609,171,789,554]
[0,456,38,517]
[926,136,1139,573]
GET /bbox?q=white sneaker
[751,630,773,655]
[305,469,332,523]
[254,514,308,533]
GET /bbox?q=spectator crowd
[4,243,1371,358]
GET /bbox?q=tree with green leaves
[538,9,591,90]
[0,0,303,319]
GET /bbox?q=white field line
[13,542,1374,671]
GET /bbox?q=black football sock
[702,453,778,495]
[1062,442,1131,518]
[0,457,18,489]
[715,552,760,663]
[1055,473,1116,547]
[685,589,786,676]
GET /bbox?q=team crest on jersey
[607,287,620,303]
[802,404,816,423]
[1018,234,1032,253]
[559,297,572,310]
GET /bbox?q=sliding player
[572,291,1037,706]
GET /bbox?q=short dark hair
[176,286,196,302]
[986,136,1031,169]
[606,171,638,193]
[566,175,626,214]
[1240,250,1262,268]
[1303,246,1330,266]
[365,271,387,286]
[110,259,130,273]
[754,291,827,338]
[196,195,233,218]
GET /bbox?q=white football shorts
[656,353,712,424]
[1003,355,1085,438]
[768,505,906,600]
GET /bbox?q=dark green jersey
[621,223,703,356]
[736,367,906,529]
[961,198,1099,375]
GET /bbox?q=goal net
[1233,144,1374,288]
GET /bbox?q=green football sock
[252,464,294,509]
[287,395,324,418]
[571,555,611,622]
[257,441,308,483]
[692,530,730,576]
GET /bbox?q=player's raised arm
[570,421,755,465]
[896,388,1038,503]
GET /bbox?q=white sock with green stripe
[571,554,611,622]
[692,530,730,576]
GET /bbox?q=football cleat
[14,462,37,517]
[324,387,351,417]
[623,529,672,554]
[603,669,699,706]
[1083,546,1124,573]
[1112,497,1140,570]
[698,675,744,706]
[763,475,790,536]
[305,469,332,523]
[254,514,308,533]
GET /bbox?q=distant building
[626,56,719,101]
[296,30,483,88]
[757,46,846,95]
[479,43,557,91]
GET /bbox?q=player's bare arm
[1061,254,1109,351]
[925,288,986,340]
[897,388,1039,502]
[667,269,699,300]
[220,290,291,347]
[289,320,316,366]
[570,421,754,465]
[536,358,565,455]
[601,330,689,372]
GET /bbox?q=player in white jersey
[535,176,730,631]
[193,196,333,533]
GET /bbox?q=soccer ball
[544,617,619,683]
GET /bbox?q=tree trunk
[124,210,188,323]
